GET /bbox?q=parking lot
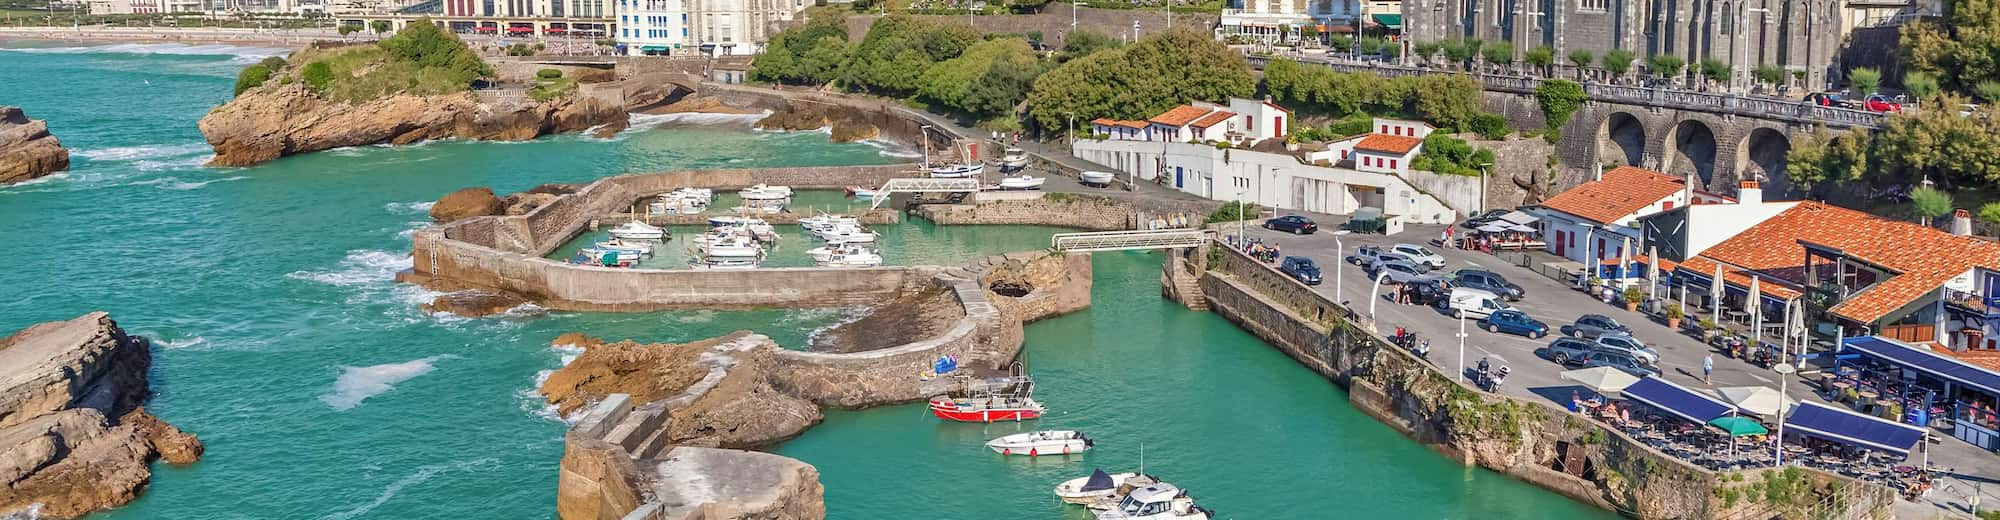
[1226,216,2000,518]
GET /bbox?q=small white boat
[815,251,882,268]
[820,227,879,244]
[987,430,1092,456]
[800,214,859,230]
[1055,469,1152,506]
[738,184,793,202]
[929,162,984,179]
[844,186,878,200]
[607,221,666,241]
[671,187,714,201]
[1079,171,1116,187]
[571,249,639,268]
[744,221,779,243]
[591,239,654,256]
[696,235,764,258]
[807,243,875,263]
[998,175,1046,190]
[708,215,772,228]
[1095,483,1212,520]
[1000,148,1031,171]
[686,257,760,270]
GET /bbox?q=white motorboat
[813,247,883,268]
[1055,469,1154,507]
[1079,171,1116,187]
[686,257,760,270]
[652,190,711,215]
[820,227,879,244]
[987,430,1092,456]
[1095,483,1212,520]
[844,186,878,200]
[998,175,1046,190]
[744,221,779,243]
[738,184,793,202]
[1000,148,1031,171]
[807,243,875,263]
[671,187,714,201]
[695,235,764,258]
[607,221,666,241]
[572,249,639,268]
[800,214,859,230]
[591,239,654,256]
[929,162,985,179]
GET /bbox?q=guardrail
[1051,229,1208,252]
[1243,54,1888,129]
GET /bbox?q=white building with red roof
[1087,98,1292,146]
[1532,166,1700,265]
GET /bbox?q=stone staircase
[1160,248,1209,311]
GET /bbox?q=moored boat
[590,238,654,256]
[1079,171,1116,187]
[929,162,984,179]
[686,257,760,270]
[1094,483,1213,520]
[570,249,638,268]
[813,248,882,268]
[844,185,879,200]
[1055,469,1155,507]
[607,221,667,241]
[1000,148,1030,171]
[738,184,793,202]
[928,375,1043,423]
[998,175,1045,190]
[819,226,878,244]
[987,430,1092,456]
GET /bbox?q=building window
[1389,159,1397,169]
[1579,0,1607,11]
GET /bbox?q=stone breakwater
[545,251,1092,520]
[1188,243,1893,519]
[0,106,70,185]
[0,312,203,520]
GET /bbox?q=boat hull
[987,440,1089,456]
[928,397,1041,422]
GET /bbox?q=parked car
[1863,93,1902,113]
[1390,243,1446,269]
[1481,309,1549,338]
[1446,288,1510,319]
[1263,215,1319,235]
[1346,245,1388,266]
[1593,333,1661,365]
[1547,337,1599,366]
[1451,269,1524,301]
[1560,314,1631,339]
[1459,209,1510,229]
[1279,256,1324,285]
[1409,279,1453,307]
[1804,92,1842,107]
[1579,351,1662,378]
[1369,260,1433,285]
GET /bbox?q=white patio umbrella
[1619,236,1632,282]
[1647,245,1661,300]
[1748,275,1762,335]
[1712,263,1725,324]
[1503,222,1537,233]
[1476,223,1510,233]
[1499,211,1539,225]
[1714,386,1797,418]
[1560,367,1641,397]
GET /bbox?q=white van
[1447,288,1510,319]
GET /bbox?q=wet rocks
[422,290,532,318]
[199,81,625,167]
[752,104,880,143]
[0,106,70,185]
[429,187,505,222]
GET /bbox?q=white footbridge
[1050,229,1210,252]
[868,178,981,209]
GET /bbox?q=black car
[1279,256,1324,285]
[1452,269,1524,301]
[1264,215,1318,235]
[1408,279,1452,307]
[1458,209,1511,229]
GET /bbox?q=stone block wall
[911,194,1134,231]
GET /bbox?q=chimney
[1953,208,1974,236]
[1737,180,1762,205]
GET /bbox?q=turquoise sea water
[0,43,1613,519]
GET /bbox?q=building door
[1175,167,1184,189]
[1553,230,1566,256]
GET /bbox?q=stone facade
[911,193,1138,231]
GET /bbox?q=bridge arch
[1735,127,1792,195]
[1662,119,1719,189]
[1596,111,1648,169]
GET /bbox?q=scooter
[1710,334,1746,359]
[1411,339,1432,363]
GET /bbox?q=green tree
[259,56,287,71]
[1300,24,1320,44]
[1874,96,2000,186]
[1524,45,1555,76]
[1441,39,1472,69]
[1410,134,1496,176]
[1413,40,1441,65]
[1979,202,2000,224]
[1754,64,1786,88]
[1467,113,1509,139]
[338,23,360,41]
[1026,29,1253,135]
[841,15,980,96]
[1979,81,2000,103]
[1534,79,1586,142]
[1784,130,1829,193]
[1412,74,1484,130]
[1904,71,1942,100]
[1481,41,1514,70]
[1567,49,1593,79]
[1698,58,1729,85]
[1059,30,1119,62]
[1360,37,1384,55]
[234,64,271,96]
[1911,186,1955,225]
[1649,54,1685,81]
[1331,34,1356,53]
[1900,6,2000,96]
[1600,49,1636,80]
[1849,67,1882,95]
[918,38,1043,119]
[754,14,851,85]
[369,19,392,36]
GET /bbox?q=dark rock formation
[754,104,880,144]
[430,187,505,222]
[199,81,624,167]
[422,290,532,318]
[0,107,70,185]
[0,312,203,520]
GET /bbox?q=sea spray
[320,356,453,411]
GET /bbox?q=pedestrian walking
[1702,353,1714,384]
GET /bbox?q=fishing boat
[843,186,879,200]
[928,375,1043,423]
[738,184,793,202]
[686,257,760,270]
[1094,483,1213,520]
[1055,470,1156,507]
[744,221,779,243]
[999,148,1031,172]
[695,235,764,258]
[807,242,874,263]
[651,190,711,215]
[590,238,654,256]
[569,249,638,268]
[1079,171,1116,187]
[987,430,1092,456]
[607,221,667,241]
[928,162,984,179]
[813,247,882,268]
[820,226,878,244]
[998,175,1046,190]
[800,214,859,231]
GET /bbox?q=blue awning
[1623,376,1735,424]
[1843,336,2000,396]
[1784,401,1927,455]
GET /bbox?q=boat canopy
[1081,469,1115,492]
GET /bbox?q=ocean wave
[73,143,211,162]
[322,457,496,520]
[152,175,246,190]
[859,138,924,159]
[286,250,412,287]
[154,334,209,350]
[522,342,588,422]
[132,154,217,172]
[0,502,42,520]
[3,42,287,59]
[0,172,67,191]
[320,355,451,411]
[384,201,436,214]
[627,110,769,130]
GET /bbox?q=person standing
[1702,353,1714,384]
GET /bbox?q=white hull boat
[590,239,654,256]
[821,228,878,244]
[998,175,1046,190]
[1079,171,1116,186]
[808,243,875,263]
[697,240,764,258]
[686,257,760,270]
[1000,148,1030,171]
[738,184,793,202]
[745,222,779,243]
[844,186,878,200]
[800,214,859,230]
[1056,470,1153,507]
[1095,483,1212,520]
[929,162,985,179]
[814,250,883,268]
[987,430,1091,456]
[607,221,667,241]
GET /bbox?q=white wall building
[1532,166,1701,265]
[1636,180,1799,262]
[618,0,688,55]
[1092,98,1293,146]
[686,0,807,55]
[1073,139,1457,226]
[1306,118,1431,177]
[1219,0,1360,44]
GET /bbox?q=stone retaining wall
[590,209,901,227]
[911,193,1135,231]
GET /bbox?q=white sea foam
[286,250,412,287]
[4,43,286,59]
[322,457,495,520]
[156,175,247,190]
[522,342,588,422]
[804,305,871,348]
[0,172,67,191]
[73,143,210,162]
[155,335,209,350]
[627,110,769,130]
[384,201,436,214]
[0,502,43,520]
[860,138,924,159]
[320,355,450,411]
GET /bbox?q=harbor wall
[911,193,1137,231]
[1195,243,1893,519]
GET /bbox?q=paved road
[1226,216,1996,518]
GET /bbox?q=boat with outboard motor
[999,148,1030,171]
[738,184,793,202]
[686,257,760,270]
[812,247,882,268]
[1056,469,1157,507]
[607,221,667,241]
[1094,483,1213,520]
[998,175,1045,190]
[1079,171,1116,187]
[843,185,878,200]
[928,375,1043,423]
[588,238,654,256]
[987,430,1092,456]
[928,162,984,179]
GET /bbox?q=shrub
[259,56,287,71]
[1329,113,1373,136]
[1623,286,1644,304]
[1849,67,1881,95]
[1980,202,2000,224]
[234,64,272,96]
[536,68,563,79]
[1534,79,1586,142]
[1910,186,1953,222]
[1467,113,1508,140]
[301,61,334,94]
[1207,201,1257,223]
[1666,305,1685,320]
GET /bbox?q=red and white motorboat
[928,375,1044,423]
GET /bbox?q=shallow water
[0,43,1612,519]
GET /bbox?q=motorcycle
[1411,339,1432,363]
[1710,333,1746,359]
[1473,356,1510,391]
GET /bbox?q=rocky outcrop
[753,104,880,144]
[422,290,531,318]
[0,312,202,520]
[642,94,761,116]
[501,183,581,216]
[539,333,820,448]
[198,82,624,167]
[430,187,505,223]
[0,107,70,185]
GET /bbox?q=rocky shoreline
[199,81,624,167]
[0,312,202,520]
[0,106,71,185]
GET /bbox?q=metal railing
[1244,54,1888,129]
[868,178,980,209]
[1051,229,1209,252]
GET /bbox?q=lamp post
[1476,161,1492,215]
[1235,188,1249,249]
[1368,269,1388,321]
[1334,230,1352,304]
[1457,310,1469,382]
[1773,362,1796,467]
[1735,2,1771,94]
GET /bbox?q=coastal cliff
[0,312,203,520]
[199,82,622,167]
[0,106,70,185]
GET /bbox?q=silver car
[1594,334,1660,365]
[1368,260,1434,285]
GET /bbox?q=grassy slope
[291,45,479,104]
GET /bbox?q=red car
[1864,94,1902,113]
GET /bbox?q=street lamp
[1368,269,1389,321]
[1457,310,1469,382]
[1235,189,1249,249]
[1735,2,1771,94]
[1772,362,1795,467]
[1333,230,1352,304]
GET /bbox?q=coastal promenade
[0,26,338,46]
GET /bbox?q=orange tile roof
[1677,256,1805,300]
[1539,166,1686,225]
[1092,118,1149,129]
[1355,134,1423,155]
[1681,201,2000,324]
[1189,110,1236,129]
[1935,348,2000,374]
[1600,254,1679,272]
[1149,105,1213,127]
